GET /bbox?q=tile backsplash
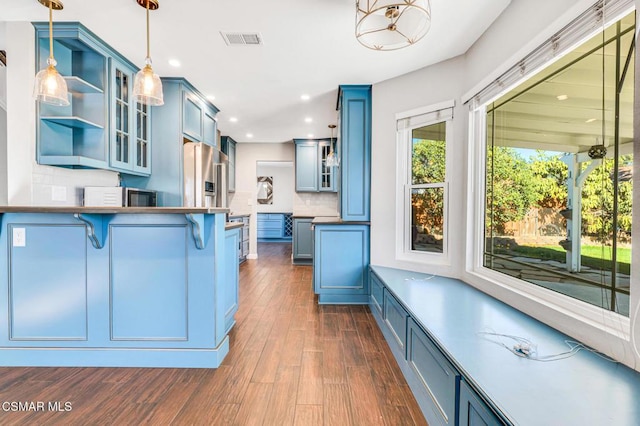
[32,166,119,206]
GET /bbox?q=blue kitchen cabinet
[123,78,220,206]
[338,85,371,221]
[313,223,370,304]
[224,227,240,334]
[35,22,150,176]
[257,213,285,239]
[384,290,410,357]
[294,139,336,192]
[292,218,313,263]
[221,136,237,193]
[183,90,218,147]
[109,58,151,176]
[35,23,108,169]
[459,380,503,426]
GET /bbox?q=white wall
[256,162,294,213]
[371,56,466,278]
[2,22,118,207]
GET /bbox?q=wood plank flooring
[0,242,426,425]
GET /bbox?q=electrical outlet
[13,228,26,247]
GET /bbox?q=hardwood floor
[0,242,426,425]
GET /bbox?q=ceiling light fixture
[326,124,339,168]
[246,133,253,138]
[229,117,238,123]
[168,59,181,67]
[301,94,310,101]
[305,117,313,123]
[33,0,69,106]
[556,94,569,101]
[585,118,597,123]
[307,133,314,138]
[132,0,164,106]
[356,0,431,51]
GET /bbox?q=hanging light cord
[146,1,150,61]
[48,2,54,61]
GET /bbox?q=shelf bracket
[185,213,206,250]
[74,213,108,249]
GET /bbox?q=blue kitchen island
[0,207,240,368]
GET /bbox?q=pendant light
[326,124,339,168]
[33,0,70,107]
[356,0,431,51]
[132,0,164,106]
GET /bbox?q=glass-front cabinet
[294,139,336,192]
[110,58,151,176]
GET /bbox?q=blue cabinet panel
[459,380,503,426]
[370,271,384,315]
[183,93,203,141]
[313,224,370,303]
[224,228,240,333]
[110,225,188,340]
[407,318,459,426]
[9,225,88,340]
[295,141,319,192]
[203,111,217,147]
[384,290,408,355]
[293,218,313,261]
[338,85,371,221]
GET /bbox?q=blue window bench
[369,265,640,426]
[0,207,239,369]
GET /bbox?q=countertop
[229,213,251,218]
[0,207,230,214]
[311,216,370,225]
[225,222,244,231]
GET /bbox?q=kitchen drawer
[407,318,459,426]
[384,290,409,356]
[459,379,503,426]
[258,219,283,230]
[258,229,282,239]
[242,241,249,256]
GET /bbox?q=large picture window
[483,11,634,315]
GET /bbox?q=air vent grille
[220,32,263,46]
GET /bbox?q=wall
[1,21,119,207]
[256,162,294,213]
[370,56,466,278]
[0,23,7,205]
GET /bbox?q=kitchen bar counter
[311,216,371,225]
[0,208,239,368]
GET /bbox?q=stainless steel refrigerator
[183,142,229,208]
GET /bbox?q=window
[396,103,453,261]
[482,11,634,315]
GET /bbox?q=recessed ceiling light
[229,117,238,123]
[301,94,310,101]
[207,95,216,101]
[307,133,314,138]
[246,133,254,138]
[168,59,181,67]
[585,118,597,123]
[556,94,569,101]
[304,117,313,123]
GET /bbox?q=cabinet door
[133,100,151,174]
[459,380,503,426]
[293,218,313,259]
[228,140,236,192]
[110,59,134,171]
[223,228,240,333]
[295,142,319,192]
[183,92,203,141]
[203,110,217,147]
[318,141,335,192]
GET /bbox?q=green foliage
[486,147,538,233]
[530,151,568,208]
[411,138,446,234]
[412,139,445,184]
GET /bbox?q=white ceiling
[1,0,511,143]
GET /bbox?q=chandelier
[356,0,431,51]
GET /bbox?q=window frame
[395,101,454,265]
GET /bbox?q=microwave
[84,187,157,207]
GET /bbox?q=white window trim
[466,91,632,341]
[395,101,454,266]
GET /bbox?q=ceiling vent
[220,32,263,46]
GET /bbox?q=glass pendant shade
[356,0,431,51]
[132,0,164,106]
[133,60,164,106]
[33,58,69,106]
[326,124,339,168]
[33,0,69,106]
